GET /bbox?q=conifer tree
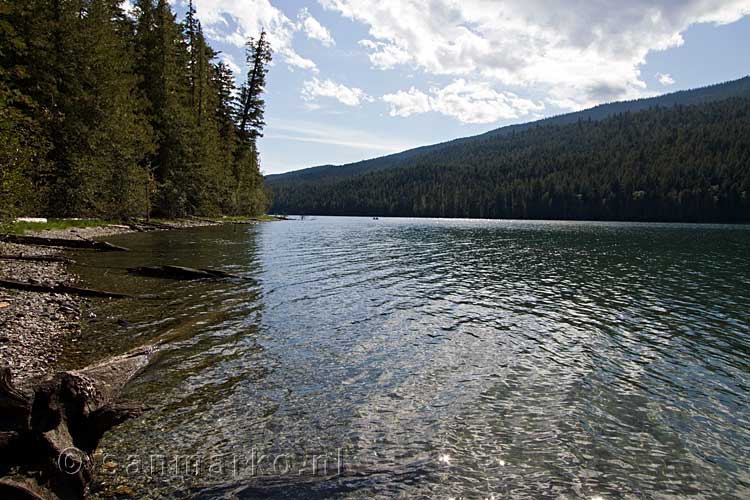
[233,31,272,214]
[238,31,272,143]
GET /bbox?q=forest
[0,0,271,220]
[268,89,750,223]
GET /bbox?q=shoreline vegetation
[0,217,282,499]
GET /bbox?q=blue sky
[161,1,750,174]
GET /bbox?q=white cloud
[383,80,544,124]
[302,77,373,106]
[320,0,750,109]
[194,0,320,72]
[656,72,676,86]
[382,87,431,117]
[299,8,335,47]
[358,39,410,69]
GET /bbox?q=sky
[156,1,750,174]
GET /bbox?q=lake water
[63,217,750,499]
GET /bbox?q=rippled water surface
[64,218,750,499]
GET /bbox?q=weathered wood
[126,218,173,230]
[0,255,74,264]
[127,265,239,280]
[0,367,32,432]
[0,479,47,500]
[0,279,133,299]
[0,346,157,500]
[0,234,129,252]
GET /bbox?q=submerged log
[0,346,157,500]
[0,279,133,299]
[0,255,74,264]
[0,235,129,252]
[127,265,239,280]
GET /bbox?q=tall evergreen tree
[238,31,272,143]
[0,1,50,217]
[233,31,272,214]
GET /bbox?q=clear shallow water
[63,218,750,499]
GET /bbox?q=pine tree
[135,0,196,216]
[238,31,272,143]
[76,0,154,218]
[233,31,272,214]
[0,1,51,217]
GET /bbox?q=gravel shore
[0,220,222,387]
[0,242,81,387]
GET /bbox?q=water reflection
[63,219,750,499]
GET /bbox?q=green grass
[3,218,113,235]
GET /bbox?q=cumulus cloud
[302,78,373,106]
[656,72,676,86]
[382,87,431,117]
[321,0,750,109]
[383,80,544,124]
[194,0,329,72]
[358,40,410,69]
[299,8,335,46]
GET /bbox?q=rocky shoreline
[0,241,82,388]
[0,220,223,389]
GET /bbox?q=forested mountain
[269,93,750,222]
[0,0,271,220]
[267,76,750,186]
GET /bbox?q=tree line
[0,0,272,220]
[269,97,750,223]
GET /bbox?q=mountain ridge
[266,75,750,184]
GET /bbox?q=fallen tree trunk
[0,235,129,252]
[127,265,239,280]
[0,255,74,264]
[0,279,133,299]
[0,346,157,500]
[125,219,173,230]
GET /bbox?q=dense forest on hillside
[266,76,750,185]
[269,97,750,222]
[0,0,271,220]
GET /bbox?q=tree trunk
[0,346,157,500]
[0,235,129,252]
[0,279,133,299]
[127,265,238,280]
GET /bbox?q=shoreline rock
[0,218,260,386]
[0,241,81,389]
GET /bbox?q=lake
[62,217,750,499]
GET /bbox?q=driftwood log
[0,235,129,252]
[0,280,133,299]
[0,346,157,500]
[124,219,173,231]
[127,265,239,280]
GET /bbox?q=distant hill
[267,76,750,184]
[266,77,750,222]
